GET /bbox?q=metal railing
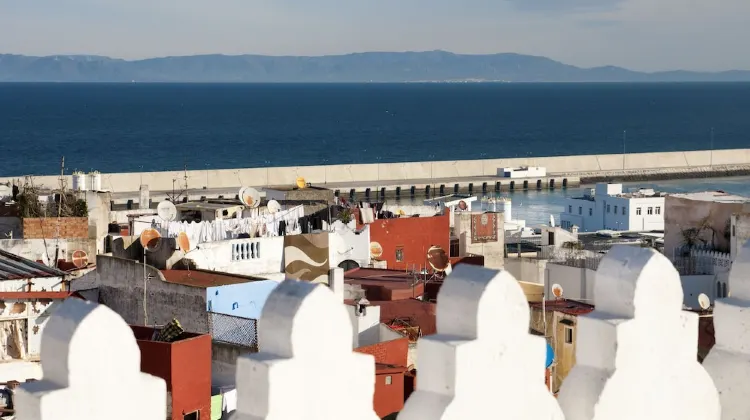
[208,312,258,350]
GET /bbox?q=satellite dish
[157,201,177,222]
[369,242,383,259]
[551,283,564,299]
[427,245,450,272]
[698,293,711,310]
[296,177,306,189]
[550,215,556,227]
[177,232,191,253]
[267,199,281,214]
[240,187,261,208]
[238,186,247,203]
[457,200,468,211]
[140,228,162,251]
[71,250,88,268]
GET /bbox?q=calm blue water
[2,83,750,177]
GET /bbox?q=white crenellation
[13,298,166,420]
[703,239,750,420]
[398,264,564,420]
[558,245,720,420]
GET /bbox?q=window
[606,204,611,213]
[647,207,653,215]
[636,207,642,215]
[655,206,661,215]
[733,225,737,237]
[589,208,593,216]
[395,247,404,262]
[578,206,582,215]
[564,327,573,344]
[568,205,572,213]
[622,207,626,215]
[385,375,393,385]
[184,412,200,420]
[614,205,618,214]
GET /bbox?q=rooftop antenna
[53,156,66,268]
[139,228,162,326]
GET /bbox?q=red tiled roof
[160,269,259,288]
[529,299,595,316]
[0,291,84,300]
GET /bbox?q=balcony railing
[10,242,750,420]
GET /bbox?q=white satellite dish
[241,187,261,208]
[550,214,556,228]
[157,201,178,222]
[551,283,564,299]
[238,186,247,203]
[267,199,281,214]
[698,293,711,310]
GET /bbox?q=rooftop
[377,299,437,337]
[345,268,420,288]
[175,201,244,211]
[265,185,330,192]
[670,190,750,203]
[0,249,68,280]
[160,269,260,288]
[576,231,663,252]
[529,298,595,316]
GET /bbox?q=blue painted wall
[206,280,280,319]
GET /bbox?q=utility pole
[54,156,65,267]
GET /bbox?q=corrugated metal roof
[0,249,68,280]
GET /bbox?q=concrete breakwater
[4,148,750,194]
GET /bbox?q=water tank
[503,199,512,223]
[72,171,86,191]
[88,171,102,191]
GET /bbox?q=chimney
[140,185,150,210]
[328,267,344,302]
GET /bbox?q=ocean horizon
[2,82,750,177]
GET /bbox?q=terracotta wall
[368,213,450,271]
[22,217,88,239]
[374,369,406,418]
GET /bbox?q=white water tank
[72,171,87,191]
[88,171,102,191]
[503,199,512,223]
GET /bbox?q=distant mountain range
[1,50,749,83]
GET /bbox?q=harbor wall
[4,148,750,192]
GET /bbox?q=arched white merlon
[231,279,379,420]
[704,240,750,420]
[14,298,166,420]
[398,264,563,420]
[558,245,720,420]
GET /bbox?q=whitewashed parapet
[690,248,732,274]
[231,279,380,420]
[14,299,166,420]
[558,245,720,420]
[399,265,563,420]
[703,240,750,420]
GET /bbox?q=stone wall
[22,217,89,239]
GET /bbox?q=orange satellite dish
[177,232,191,252]
[427,246,450,272]
[296,177,306,189]
[140,228,161,250]
[71,250,88,268]
[370,242,383,259]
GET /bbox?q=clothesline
[163,205,304,246]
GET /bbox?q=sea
[2,82,750,225]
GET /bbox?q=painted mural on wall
[284,233,330,283]
[471,213,498,243]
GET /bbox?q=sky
[1,0,749,72]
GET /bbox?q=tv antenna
[139,228,162,326]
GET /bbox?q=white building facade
[559,183,665,233]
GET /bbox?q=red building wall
[131,326,212,420]
[356,337,409,418]
[368,212,450,271]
